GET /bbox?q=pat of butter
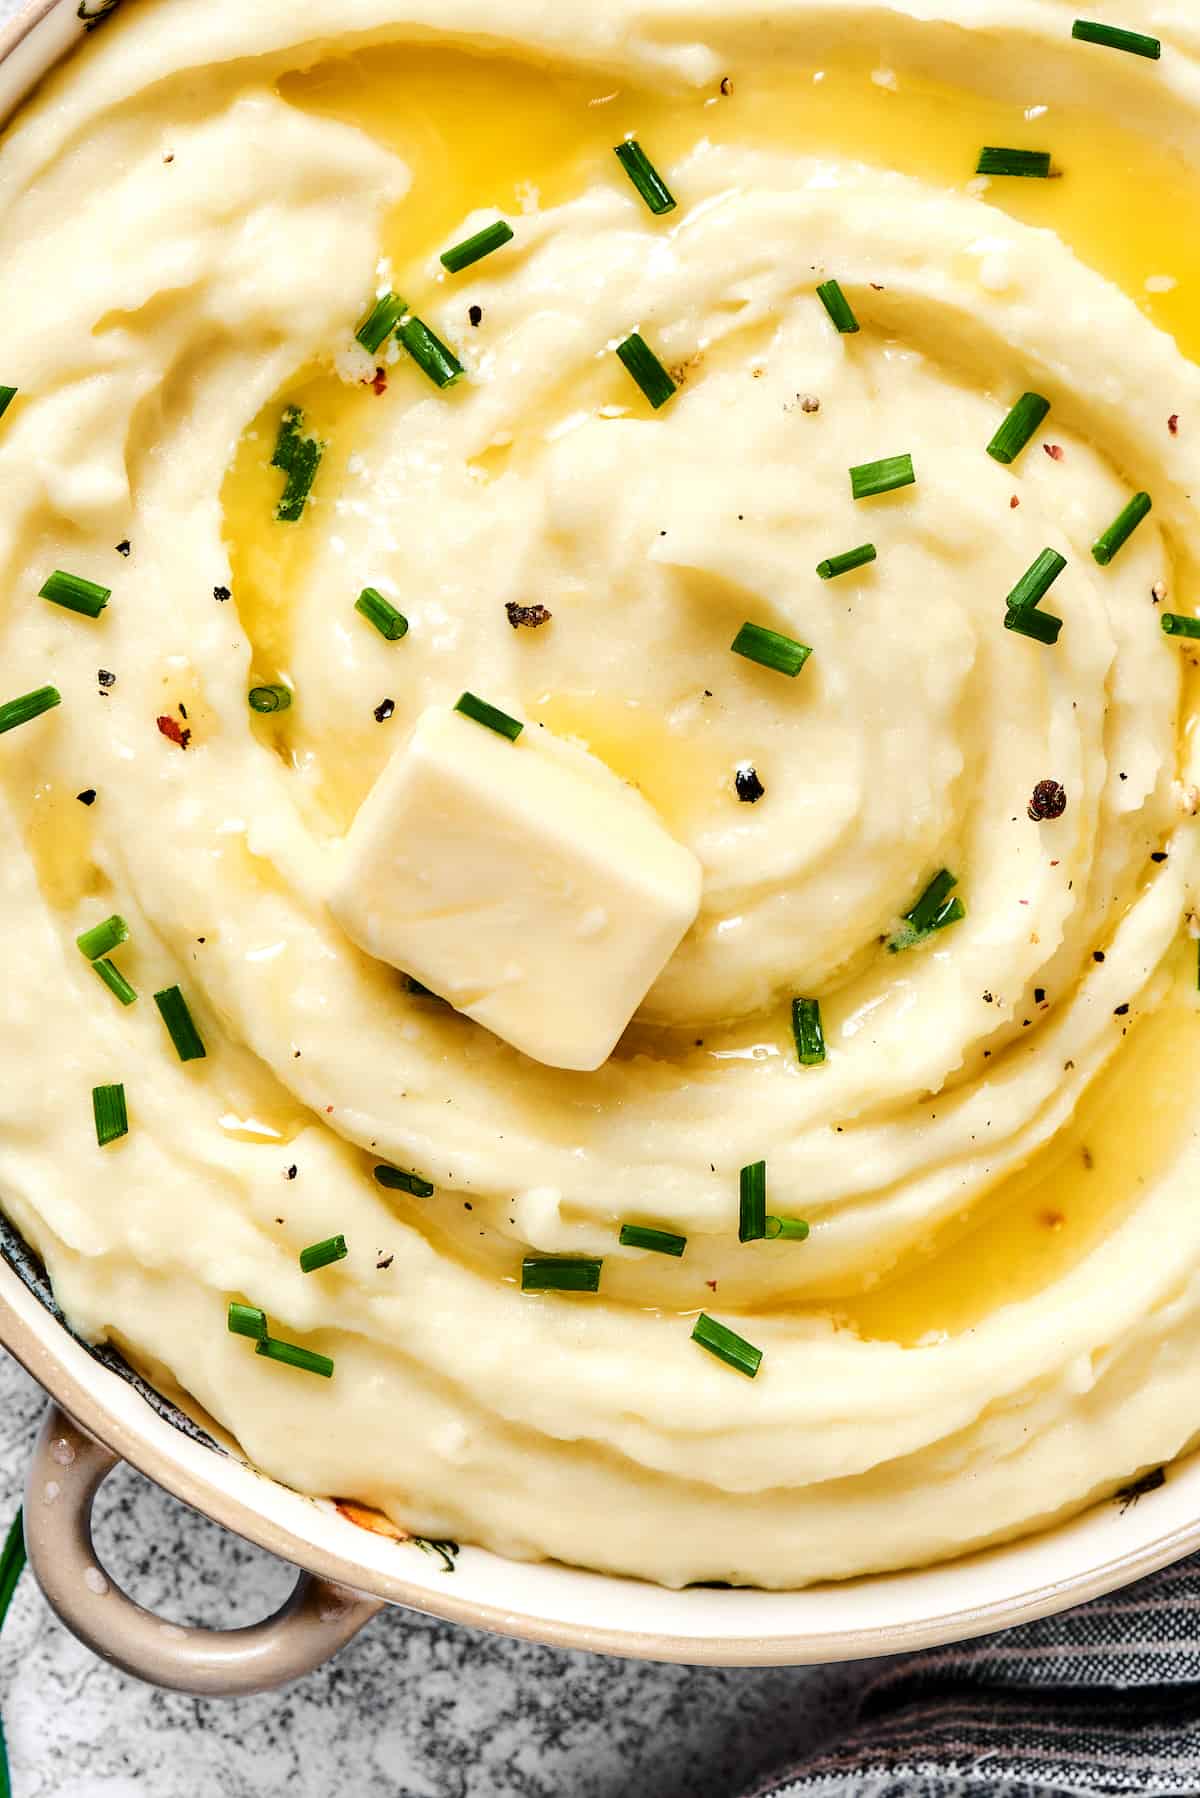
[329,705,703,1070]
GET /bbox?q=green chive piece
[521,1256,603,1294]
[816,279,860,334]
[0,686,60,736]
[299,1235,348,1274]
[455,691,524,740]
[374,1164,435,1198]
[271,406,302,471]
[248,684,292,714]
[887,869,966,953]
[1007,548,1067,612]
[987,392,1051,464]
[766,1216,811,1241]
[355,587,408,641]
[1162,612,1200,639]
[614,140,677,215]
[154,985,206,1061]
[76,914,128,961]
[976,147,1052,178]
[271,407,324,521]
[0,386,18,422]
[277,436,323,522]
[616,332,676,409]
[440,220,514,273]
[691,1312,762,1378]
[850,453,915,500]
[792,997,826,1066]
[1005,605,1063,645]
[0,1508,26,1639]
[39,571,110,619]
[1072,19,1160,59]
[817,543,876,581]
[92,1083,128,1148]
[738,1160,767,1242]
[228,1301,267,1340]
[93,958,137,1007]
[731,622,812,678]
[255,1337,334,1378]
[397,315,464,388]
[1092,491,1152,566]
[355,291,407,354]
[619,1223,687,1257]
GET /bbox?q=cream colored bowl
[2,0,1199,1698]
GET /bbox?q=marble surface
[0,1351,880,1797]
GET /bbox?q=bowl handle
[23,1404,384,1695]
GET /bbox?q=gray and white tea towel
[748,1553,1200,1798]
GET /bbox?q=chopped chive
[374,1164,435,1197]
[791,997,826,1066]
[396,314,464,388]
[987,392,1051,464]
[228,1301,267,1340]
[0,686,60,736]
[738,1160,767,1243]
[619,1223,687,1257]
[1092,491,1152,566]
[614,139,677,215]
[440,220,514,273]
[1005,604,1063,644]
[0,386,17,421]
[1007,548,1067,612]
[355,290,407,354]
[976,147,1052,178]
[355,587,408,641]
[271,407,302,471]
[766,1216,811,1241]
[616,332,676,409]
[521,1256,603,1293]
[691,1312,762,1378]
[887,869,966,952]
[816,279,860,334]
[454,691,523,740]
[92,1083,128,1148]
[153,985,206,1061]
[1162,613,1200,639]
[0,1507,26,1638]
[93,958,137,1006]
[76,914,128,961]
[850,453,915,500]
[248,684,292,714]
[39,570,110,619]
[276,435,323,522]
[300,1234,348,1274]
[1072,19,1160,59]
[731,622,812,678]
[817,543,876,581]
[255,1337,334,1378]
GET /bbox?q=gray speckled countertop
[0,1351,875,1797]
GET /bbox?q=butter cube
[329,705,703,1070]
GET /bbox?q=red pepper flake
[324,1104,334,1114]
[156,714,191,750]
[1169,414,1180,436]
[369,366,388,396]
[1010,495,1020,509]
[1044,443,1064,461]
[719,75,732,96]
[705,1279,718,1291]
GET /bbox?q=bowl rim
[3,0,1200,1671]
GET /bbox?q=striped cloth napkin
[749,1552,1200,1797]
